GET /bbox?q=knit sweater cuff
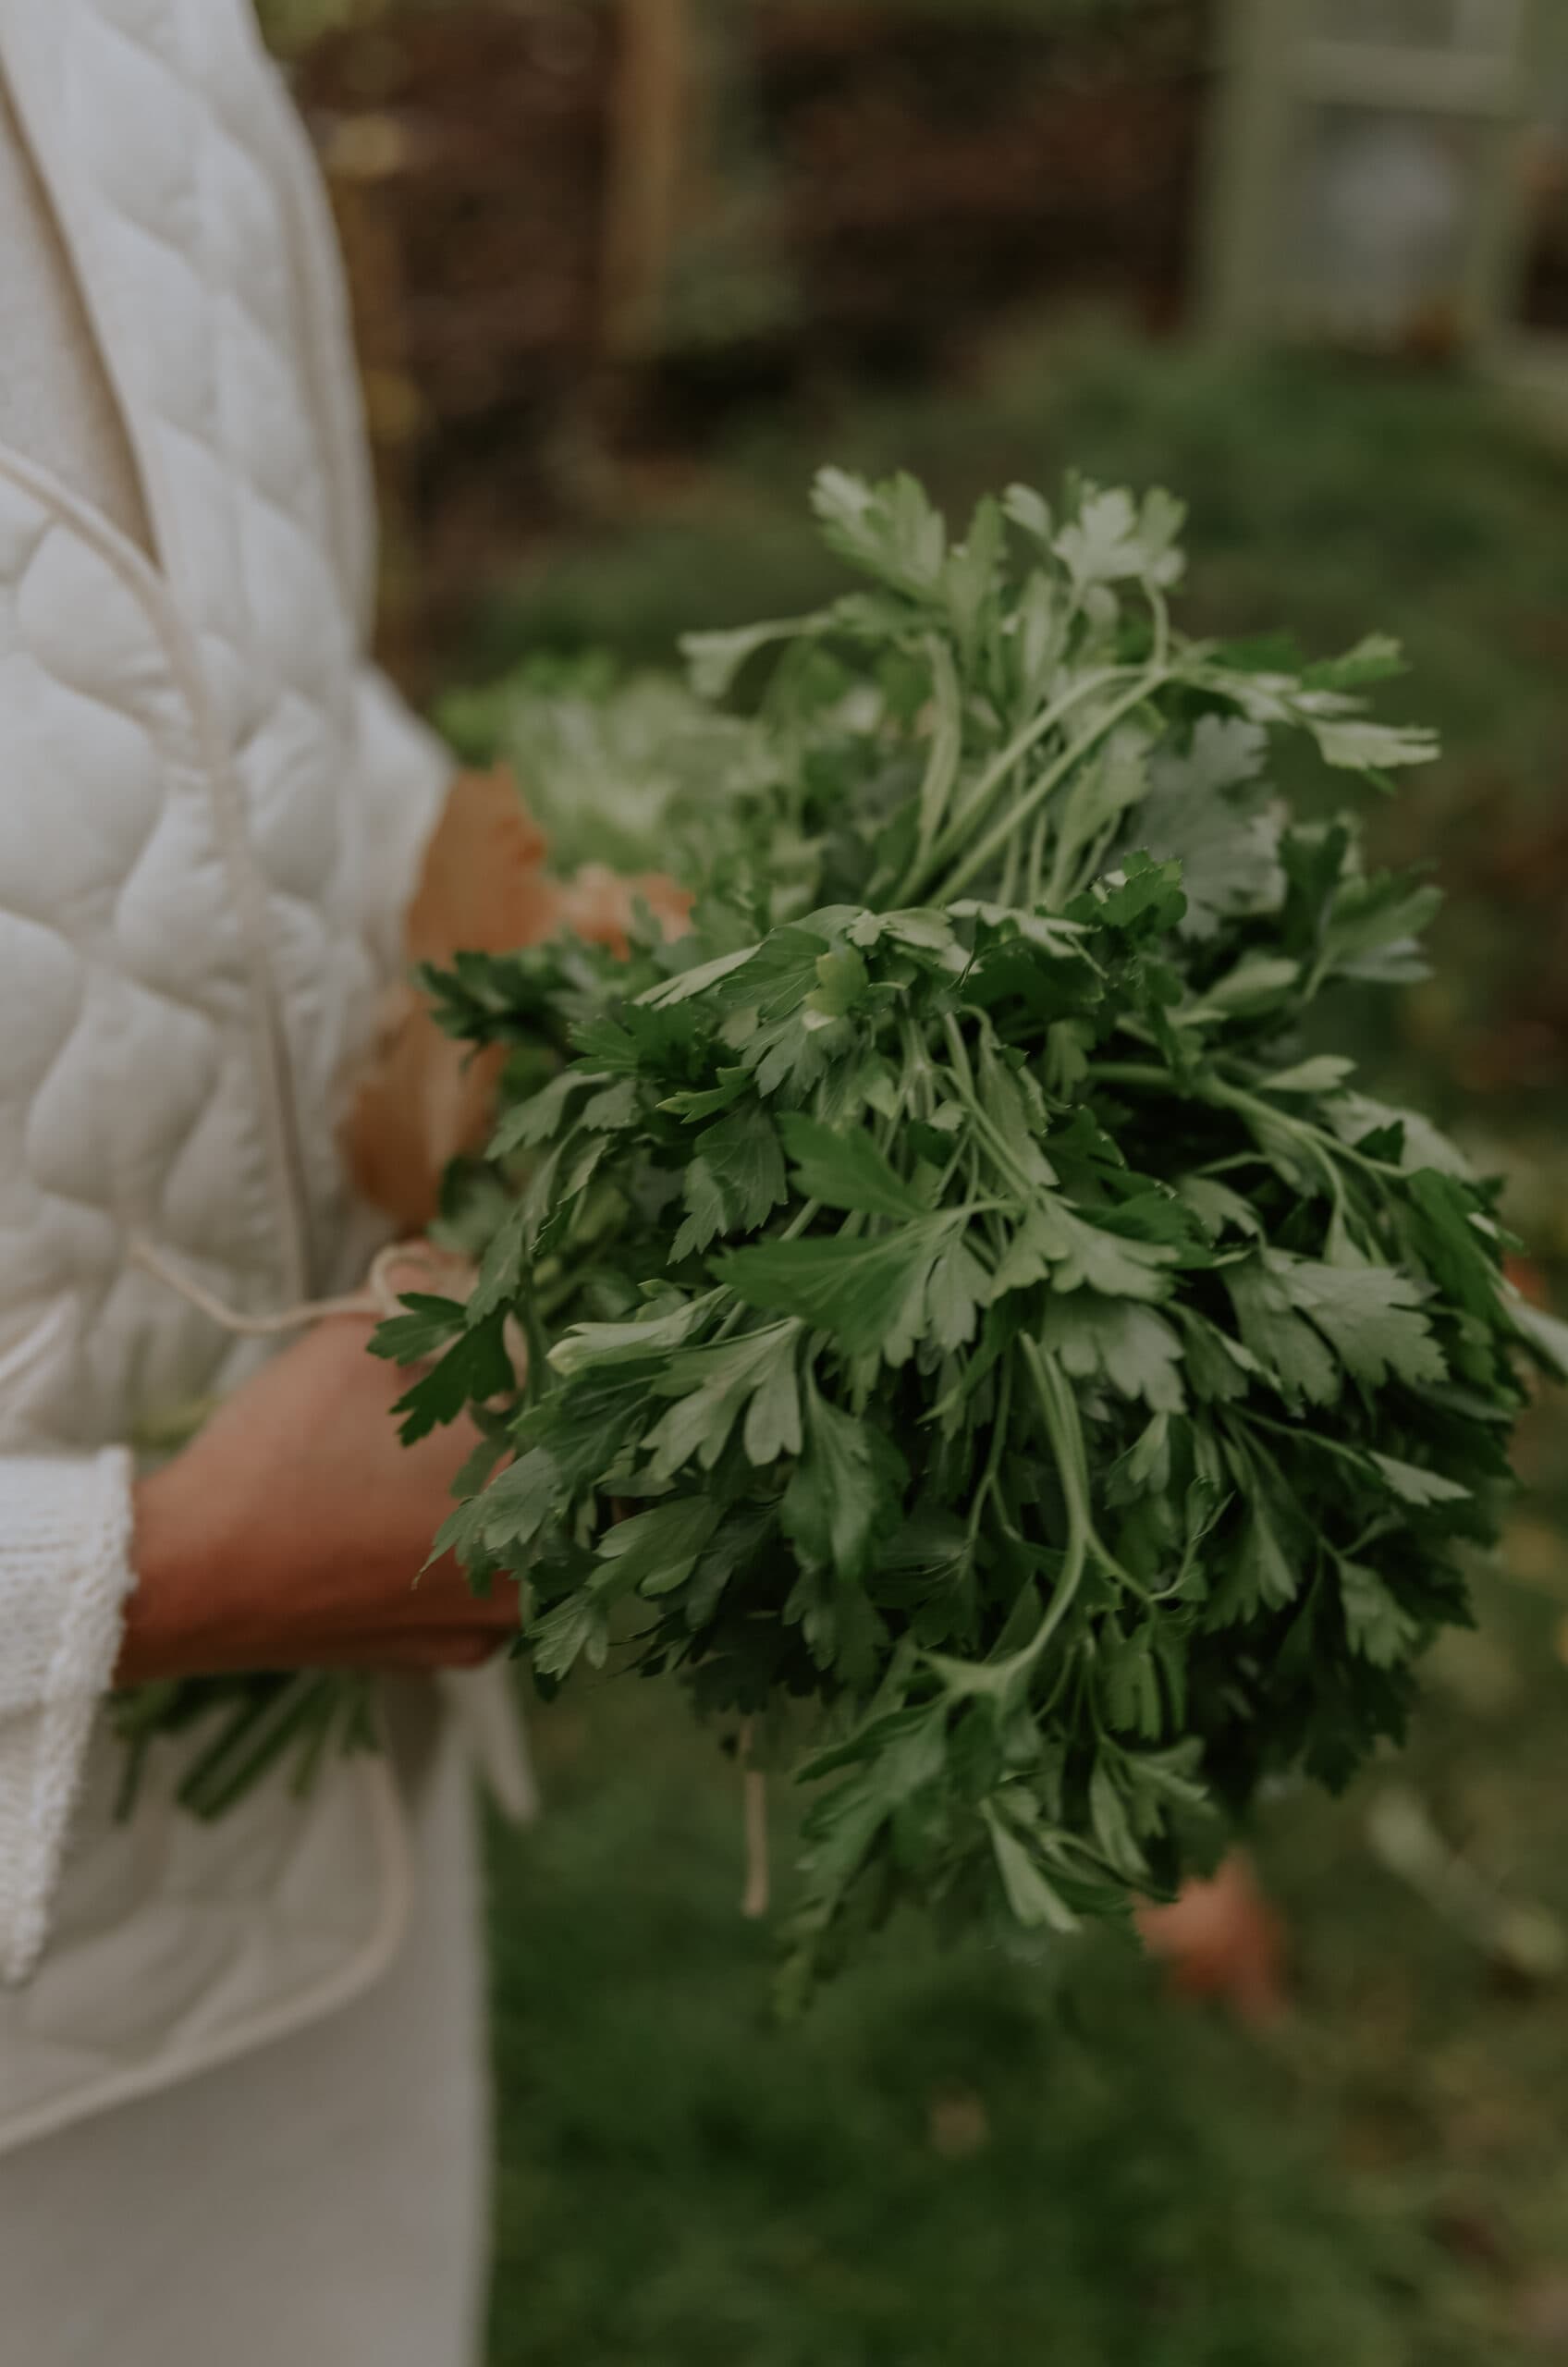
[0,1450,137,1983]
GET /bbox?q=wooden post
[599,0,693,362]
[1199,0,1542,358]
[319,109,424,680]
[1197,0,1302,345]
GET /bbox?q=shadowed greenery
[487,1564,1568,2366]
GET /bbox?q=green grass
[475,328,1568,2363]
[487,1565,1568,2366]
[460,325,1568,806]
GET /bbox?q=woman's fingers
[399,1563,522,1629]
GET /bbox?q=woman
[0,4,509,2357]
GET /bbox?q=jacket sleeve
[0,1449,137,1983]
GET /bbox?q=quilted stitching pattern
[0,460,414,2141]
[0,473,281,1448]
[0,0,448,2146]
[0,1728,409,2152]
[9,0,389,1295]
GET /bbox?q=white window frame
[1200,0,1550,368]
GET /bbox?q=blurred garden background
[265,5,1568,2359]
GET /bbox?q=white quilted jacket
[0,0,453,2152]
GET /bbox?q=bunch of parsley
[383,470,1567,1994]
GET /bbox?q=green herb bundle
[382,469,1566,1994]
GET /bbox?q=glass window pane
[1308,0,1519,55]
[1282,103,1482,343]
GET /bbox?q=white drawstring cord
[128,1234,455,1333]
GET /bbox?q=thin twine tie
[128,1234,459,1332]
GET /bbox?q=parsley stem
[1086,1061,1172,1091]
[1213,1070,1406,1184]
[1147,580,1171,673]
[939,1016,1040,1202]
[1025,806,1050,909]
[998,812,1023,910]
[913,634,964,869]
[1023,1335,1146,1601]
[901,663,1140,903]
[933,669,1170,907]
[939,1010,977,1097]
[967,1353,1014,1545]
[1013,1338,1091,1660]
[1237,1406,1374,1473]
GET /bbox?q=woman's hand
[119,1316,517,1684]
